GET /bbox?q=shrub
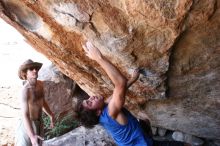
[43,113,79,140]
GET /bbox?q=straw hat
[18,59,42,80]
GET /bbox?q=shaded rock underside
[0,0,219,139]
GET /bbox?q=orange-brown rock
[0,0,219,140]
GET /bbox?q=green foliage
[42,113,79,140]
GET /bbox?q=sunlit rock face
[0,0,219,140]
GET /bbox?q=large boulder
[0,0,219,140]
[43,125,116,146]
[39,63,76,117]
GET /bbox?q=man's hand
[126,68,140,89]
[30,134,44,146]
[131,68,140,81]
[83,41,102,61]
[50,114,55,128]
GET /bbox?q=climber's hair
[76,99,99,128]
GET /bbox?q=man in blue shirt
[77,41,186,146]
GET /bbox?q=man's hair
[21,70,27,80]
[76,99,99,128]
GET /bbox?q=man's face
[82,96,104,110]
[26,67,39,79]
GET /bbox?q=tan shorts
[15,119,43,146]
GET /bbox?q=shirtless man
[15,59,54,146]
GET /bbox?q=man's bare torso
[24,81,44,120]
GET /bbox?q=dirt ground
[0,82,20,145]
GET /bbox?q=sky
[0,18,51,84]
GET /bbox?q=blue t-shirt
[99,105,152,146]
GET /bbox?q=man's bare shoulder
[37,80,43,84]
[37,80,44,89]
[20,83,29,101]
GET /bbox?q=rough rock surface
[39,64,76,117]
[0,0,219,140]
[43,125,116,146]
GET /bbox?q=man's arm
[41,82,55,128]
[42,99,55,128]
[105,68,140,103]
[83,42,127,119]
[21,88,43,145]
